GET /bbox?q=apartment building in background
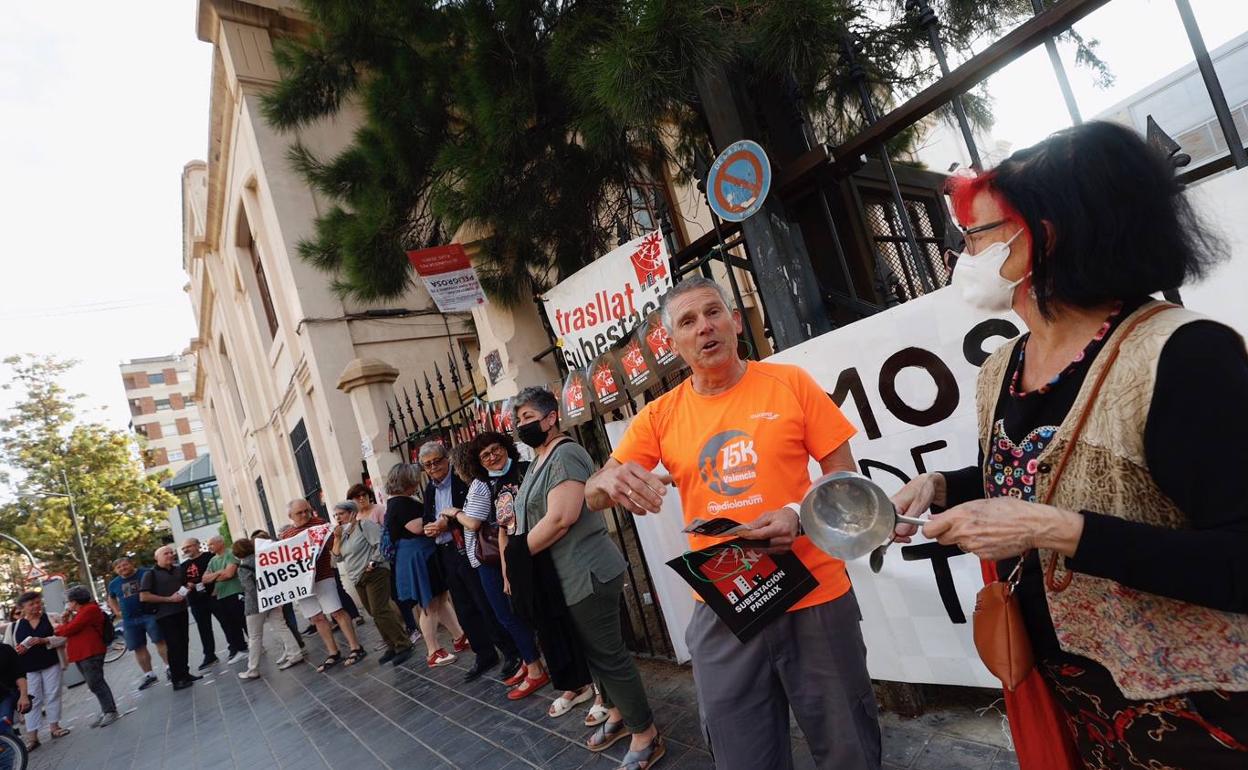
[120,354,222,545]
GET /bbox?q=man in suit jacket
[419,441,521,681]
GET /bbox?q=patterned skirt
[1041,653,1248,769]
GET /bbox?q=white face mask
[951,229,1027,312]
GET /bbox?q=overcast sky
[0,0,1243,441]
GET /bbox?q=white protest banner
[767,287,1021,687]
[256,524,332,612]
[543,230,673,371]
[407,244,487,313]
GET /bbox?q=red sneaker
[503,665,527,687]
[427,649,457,668]
[507,671,550,700]
[452,635,470,653]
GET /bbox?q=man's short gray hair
[386,462,423,496]
[659,276,734,331]
[514,386,558,418]
[418,441,448,462]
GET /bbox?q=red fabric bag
[980,560,1082,770]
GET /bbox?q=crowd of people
[2,123,1245,770]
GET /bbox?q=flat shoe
[507,671,550,701]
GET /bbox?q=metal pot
[799,471,927,561]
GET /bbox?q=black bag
[473,460,531,567]
[99,606,119,647]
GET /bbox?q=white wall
[1178,167,1248,335]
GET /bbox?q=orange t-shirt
[612,361,857,612]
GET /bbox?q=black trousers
[188,597,216,660]
[438,543,516,661]
[281,603,307,646]
[211,594,249,654]
[156,611,192,683]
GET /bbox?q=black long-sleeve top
[943,303,1248,658]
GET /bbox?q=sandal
[584,703,610,727]
[316,653,342,672]
[586,720,628,753]
[617,735,666,770]
[50,727,71,739]
[344,648,368,667]
[24,739,40,752]
[548,685,594,717]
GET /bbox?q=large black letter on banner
[963,319,1021,367]
[900,542,970,624]
[877,348,959,426]
[828,367,880,439]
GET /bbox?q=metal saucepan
[799,471,927,561]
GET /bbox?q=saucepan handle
[894,514,927,527]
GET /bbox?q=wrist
[929,473,948,509]
[783,502,803,536]
[1035,505,1084,557]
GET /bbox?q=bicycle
[103,622,127,664]
[0,716,29,770]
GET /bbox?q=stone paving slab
[26,615,1017,769]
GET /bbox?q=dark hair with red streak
[945,121,1224,318]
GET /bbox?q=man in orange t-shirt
[587,277,881,770]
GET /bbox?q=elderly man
[140,546,201,691]
[281,499,366,671]
[203,535,249,664]
[107,556,170,689]
[586,277,882,770]
[419,441,521,681]
[179,537,221,670]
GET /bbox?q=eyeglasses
[478,445,505,462]
[421,458,447,470]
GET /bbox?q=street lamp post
[19,470,96,601]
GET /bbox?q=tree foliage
[0,355,177,590]
[263,0,1108,303]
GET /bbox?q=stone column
[336,358,403,500]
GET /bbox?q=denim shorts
[122,614,164,650]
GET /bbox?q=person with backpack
[107,557,169,691]
[53,585,119,727]
[420,440,520,682]
[12,591,68,750]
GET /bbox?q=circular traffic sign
[707,140,772,223]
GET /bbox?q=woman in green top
[511,387,662,770]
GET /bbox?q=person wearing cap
[586,277,880,770]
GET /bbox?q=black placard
[667,539,815,643]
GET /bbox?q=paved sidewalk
[27,617,1017,769]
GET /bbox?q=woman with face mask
[507,388,662,769]
[891,121,1248,769]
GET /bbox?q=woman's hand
[889,473,945,542]
[923,498,1085,561]
[503,577,511,596]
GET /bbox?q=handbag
[972,303,1173,691]
[474,518,502,567]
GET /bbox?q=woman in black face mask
[508,387,661,768]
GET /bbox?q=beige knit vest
[976,300,1248,700]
